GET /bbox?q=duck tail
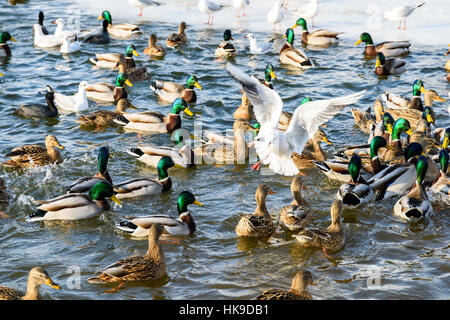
[89,58,98,65]
[127,148,144,158]
[113,115,129,126]
[46,85,55,92]
[115,220,137,233]
[27,209,47,222]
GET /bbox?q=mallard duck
[28,181,121,221]
[245,33,272,55]
[2,135,64,168]
[351,99,384,134]
[375,52,406,76]
[114,97,193,134]
[86,71,133,103]
[97,10,140,39]
[52,18,78,39]
[16,91,58,118]
[47,81,89,112]
[215,29,238,58]
[255,269,315,300]
[393,155,433,221]
[89,52,122,69]
[280,28,313,69]
[236,184,276,238]
[35,11,49,35]
[60,34,81,54]
[116,191,203,236]
[291,129,332,170]
[382,79,425,110]
[150,75,202,103]
[355,32,410,57]
[32,24,63,48]
[279,175,315,232]
[384,3,425,31]
[293,199,345,256]
[117,46,151,82]
[66,147,112,194]
[143,34,166,58]
[76,98,137,128]
[379,118,413,162]
[291,18,341,46]
[233,93,253,120]
[0,32,16,56]
[84,20,110,44]
[113,156,175,199]
[166,22,187,47]
[87,223,166,284]
[128,0,160,17]
[0,267,60,300]
[429,150,450,202]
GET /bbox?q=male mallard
[66,147,112,194]
[86,71,133,103]
[117,46,151,82]
[143,34,166,58]
[336,155,375,207]
[166,22,187,47]
[0,267,60,300]
[215,29,238,58]
[379,118,413,162]
[255,269,315,300]
[113,156,175,199]
[291,129,332,170]
[97,10,140,39]
[28,181,121,221]
[114,97,193,134]
[89,52,122,69]
[375,52,406,76]
[150,75,202,103]
[355,32,410,57]
[382,79,425,110]
[429,150,450,202]
[0,32,16,57]
[290,18,341,46]
[87,223,166,284]
[76,98,137,128]
[2,135,64,168]
[280,28,313,69]
[279,175,315,232]
[116,191,203,236]
[16,91,58,118]
[393,155,433,221]
[236,184,276,238]
[293,200,345,256]
[47,82,89,112]
[84,20,110,44]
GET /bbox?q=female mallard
[351,99,385,134]
[0,267,60,300]
[215,29,238,58]
[290,18,341,46]
[47,81,89,112]
[429,150,450,202]
[28,181,121,221]
[143,34,166,58]
[87,223,166,284]
[116,191,203,237]
[393,155,433,221]
[375,52,406,76]
[86,71,133,103]
[66,147,112,194]
[76,98,137,128]
[355,32,410,57]
[97,10,140,39]
[117,46,150,82]
[233,93,253,120]
[279,175,315,232]
[0,32,16,57]
[382,79,425,110]
[293,200,345,256]
[336,155,375,207]
[291,129,332,170]
[84,20,110,44]
[114,97,193,134]
[280,28,313,69]
[255,269,315,300]
[150,75,202,103]
[2,135,64,168]
[113,156,175,199]
[236,184,276,238]
[16,91,58,118]
[166,22,187,47]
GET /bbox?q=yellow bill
[194,82,202,90]
[354,39,362,45]
[387,124,393,134]
[426,114,433,123]
[110,194,122,206]
[443,137,449,149]
[97,16,103,20]
[0,72,3,77]
[129,103,138,110]
[385,145,395,151]
[56,144,65,149]
[434,95,446,102]
[291,24,298,29]
[10,37,17,42]
[184,107,194,116]
[174,163,185,168]
[132,50,139,57]
[270,70,276,79]
[419,87,426,94]
[322,137,333,146]
[193,200,203,207]
[406,129,413,135]
[375,60,381,68]
[45,278,61,290]
[125,79,133,87]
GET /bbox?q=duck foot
[0,211,10,219]
[104,282,126,294]
[323,247,332,259]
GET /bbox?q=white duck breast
[50,81,89,112]
[33,24,63,48]
[116,214,194,237]
[128,145,194,168]
[113,178,164,199]
[113,111,168,132]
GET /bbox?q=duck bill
[426,114,433,123]
[419,87,426,94]
[375,60,381,68]
[56,143,65,150]
[0,72,3,77]
[385,145,395,151]
[125,79,133,87]
[443,137,449,149]
[406,129,413,135]
[387,124,393,134]
[193,200,204,207]
[174,164,185,168]
[268,190,276,195]
[270,70,276,79]
[110,194,122,206]
[97,16,103,20]
[434,95,446,102]
[354,39,362,46]
[129,103,138,110]
[184,107,194,116]
[45,278,61,290]
[132,50,139,57]
[10,37,17,42]
[322,138,333,146]
[291,24,298,29]
[194,82,202,90]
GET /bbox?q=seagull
[245,33,272,54]
[199,0,223,25]
[226,62,366,176]
[52,18,79,39]
[46,82,89,112]
[233,0,250,18]
[384,2,425,30]
[291,0,318,27]
[128,0,160,17]
[60,35,81,54]
[267,0,284,33]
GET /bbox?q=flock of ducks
[0,0,448,301]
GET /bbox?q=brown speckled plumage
[255,270,314,300]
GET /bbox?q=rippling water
[0,0,449,300]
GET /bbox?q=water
[0,0,449,300]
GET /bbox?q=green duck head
[186,75,202,90]
[412,79,425,96]
[300,97,312,105]
[355,32,373,46]
[348,155,362,183]
[292,18,308,31]
[443,128,450,149]
[157,156,175,180]
[125,44,139,57]
[370,136,390,159]
[115,73,133,88]
[284,28,295,45]
[0,32,16,44]
[375,52,385,68]
[97,146,110,174]
[404,142,423,163]
[421,106,433,124]
[439,149,449,174]
[264,64,276,83]
[89,181,121,205]
[392,118,412,141]
[170,97,193,116]
[177,191,203,214]
[252,122,261,138]
[223,29,233,41]
[98,10,112,24]
[415,155,428,185]
[383,112,394,134]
